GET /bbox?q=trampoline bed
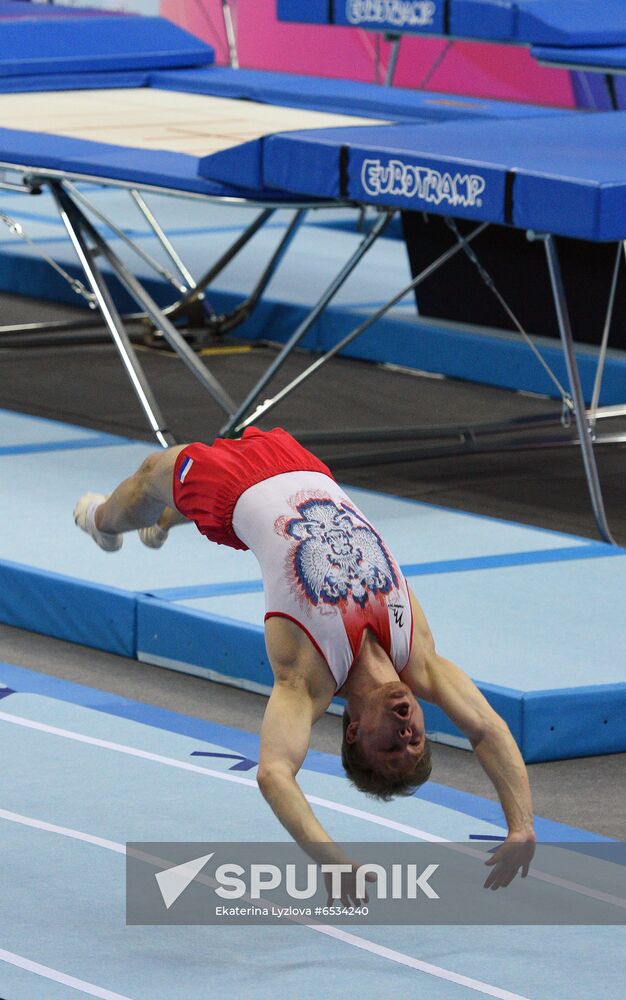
[0,87,378,161]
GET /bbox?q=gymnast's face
[348,682,426,777]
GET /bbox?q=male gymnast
[74,426,536,897]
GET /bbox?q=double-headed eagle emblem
[280,497,398,608]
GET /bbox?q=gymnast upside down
[74,426,536,899]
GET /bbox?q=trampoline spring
[0,209,97,308]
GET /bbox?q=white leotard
[232,471,413,690]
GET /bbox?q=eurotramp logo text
[361,159,487,209]
[346,1,437,29]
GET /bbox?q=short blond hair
[341,709,432,801]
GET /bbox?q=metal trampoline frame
[0,164,623,544]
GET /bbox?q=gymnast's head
[341,681,432,800]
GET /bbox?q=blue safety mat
[0,16,214,77]
[278,0,626,46]
[0,127,294,200]
[226,111,626,240]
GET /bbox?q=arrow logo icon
[155,852,214,909]
[191,751,256,771]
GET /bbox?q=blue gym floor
[0,661,624,1000]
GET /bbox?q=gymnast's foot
[139,523,169,549]
[73,492,123,553]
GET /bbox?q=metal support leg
[130,189,197,290]
[166,208,304,338]
[220,211,394,436]
[51,182,237,432]
[384,34,402,87]
[590,241,622,423]
[65,182,188,294]
[222,0,239,69]
[50,187,175,448]
[544,235,616,544]
[605,73,619,110]
[62,192,236,415]
[164,208,275,320]
[200,208,307,338]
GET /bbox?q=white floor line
[0,947,134,1000]
[0,808,125,855]
[1,708,624,913]
[1,808,531,1000]
[312,927,531,1000]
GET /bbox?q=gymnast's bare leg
[73,446,188,551]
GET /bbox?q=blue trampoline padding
[279,0,626,45]
[277,0,330,25]
[454,0,626,46]
[254,112,626,240]
[333,0,445,35]
[0,546,622,763]
[0,0,116,16]
[0,558,136,657]
[0,16,214,78]
[156,66,564,122]
[0,128,291,201]
[533,42,626,73]
[0,70,152,94]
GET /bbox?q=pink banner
[161,0,574,107]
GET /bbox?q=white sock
[139,523,169,549]
[88,501,118,541]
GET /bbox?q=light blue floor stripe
[0,435,131,457]
[400,543,622,576]
[149,579,265,601]
[149,543,622,602]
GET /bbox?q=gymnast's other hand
[483,830,536,890]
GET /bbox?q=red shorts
[172,427,333,550]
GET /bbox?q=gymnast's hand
[323,858,376,907]
[483,830,536,890]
